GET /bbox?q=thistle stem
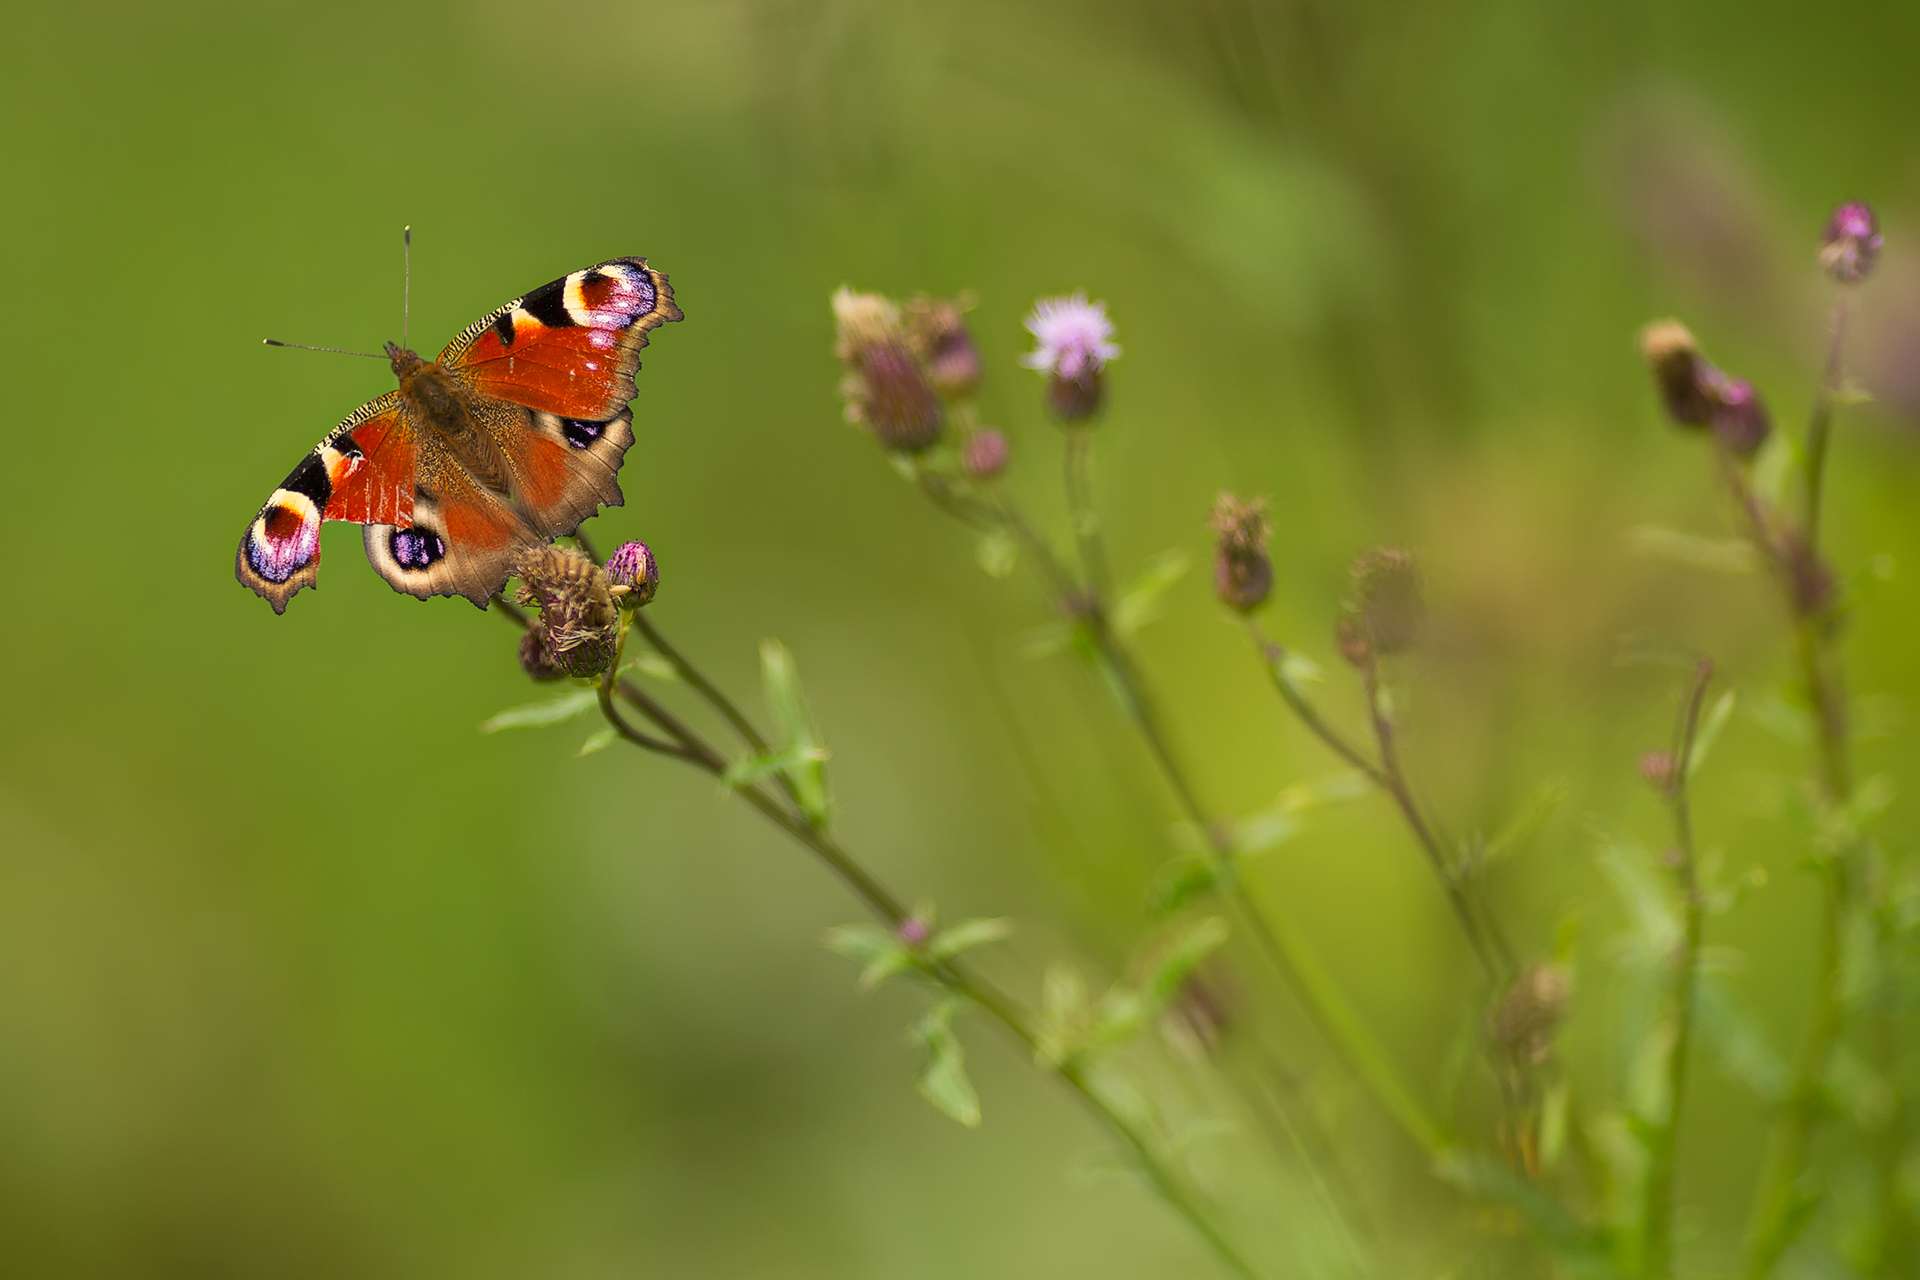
[1644,659,1714,1280]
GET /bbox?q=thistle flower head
[606,540,658,609]
[1022,293,1119,424]
[906,295,982,398]
[514,544,618,678]
[832,287,943,452]
[961,428,1010,480]
[1345,548,1424,657]
[518,621,568,683]
[1819,201,1882,285]
[1210,492,1272,614]
[1638,318,1771,457]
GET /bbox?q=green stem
[1803,294,1848,560]
[604,649,1265,1280]
[1644,659,1714,1280]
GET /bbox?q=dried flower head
[905,295,982,398]
[606,540,658,609]
[961,428,1010,480]
[1638,319,1772,458]
[1493,962,1572,1066]
[1345,548,1424,656]
[514,545,618,678]
[1022,293,1120,424]
[1210,492,1272,614]
[833,287,943,452]
[518,621,567,683]
[1819,201,1882,285]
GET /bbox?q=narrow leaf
[976,529,1017,579]
[721,744,829,790]
[1140,916,1230,1008]
[1627,524,1759,574]
[914,1000,981,1127]
[1279,650,1324,685]
[928,917,1012,961]
[760,640,830,823]
[1685,689,1737,779]
[1112,550,1190,636]
[1478,776,1569,869]
[1147,855,1219,915]
[576,727,618,756]
[823,923,897,966]
[481,687,598,733]
[618,651,680,682]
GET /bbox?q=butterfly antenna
[402,225,411,350]
[262,339,385,358]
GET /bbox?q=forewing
[441,257,681,420]
[237,394,417,614]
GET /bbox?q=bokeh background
[5,1,1920,1275]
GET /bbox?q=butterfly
[237,257,682,613]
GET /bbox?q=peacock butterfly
[236,255,682,613]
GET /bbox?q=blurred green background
[5,0,1920,1275]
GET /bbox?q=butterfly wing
[361,433,544,608]
[441,258,679,537]
[236,393,418,613]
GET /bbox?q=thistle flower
[606,540,658,609]
[906,295,982,398]
[1638,319,1772,458]
[833,287,943,452]
[1021,292,1119,424]
[1210,492,1272,614]
[515,545,618,678]
[518,622,567,683]
[1344,548,1424,657]
[1819,201,1882,286]
[961,428,1010,480]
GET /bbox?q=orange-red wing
[320,394,417,527]
[440,258,681,420]
[473,400,637,539]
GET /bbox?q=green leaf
[824,923,917,991]
[1037,964,1088,1067]
[1476,776,1568,869]
[1434,1151,1622,1278]
[1016,622,1072,660]
[576,727,618,756]
[1139,916,1230,1008]
[1627,524,1760,574]
[913,999,981,1127]
[1279,650,1324,685]
[760,640,831,823]
[1273,770,1372,815]
[481,687,599,733]
[721,744,829,790]
[1685,689,1737,779]
[1112,550,1190,636]
[976,529,1017,579]
[1147,855,1219,915]
[1694,977,1789,1104]
[927,917,1012,960]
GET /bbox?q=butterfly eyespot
[247,492,321,583]
[389,527,447,570]
[561,417,610,449]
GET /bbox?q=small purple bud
[1819,201,1882,285]
[1638,749,1677,791]
[833,288,944,453]
[606,540,658,608]
[906,297,982,398]
[896,916,931,948]
[1710,377,1771,457]
[961,429,1010,480]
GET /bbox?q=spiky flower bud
[1345,548,1424,656]
[1335,614,1371,668]
[605,540,658,609]
[1022,293,1119,425]
[1210,492,1272,614]
[961,428,1010,480]
[833,287,943,452]
[1819,201,1882,286]
[514,545,618,678]
[1492,962,1572,1066]
[518,621,567,683]
[1638,319,1772,458]
[906,296,982,398]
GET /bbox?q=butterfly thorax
[384,342,508,488]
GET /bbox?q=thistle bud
[514,545,618,678]
[1210,492,1272,614]
[518,621,567,683]
[832,287,943,452]
[1345,548,1424,656]
[1639,318,1771,457]
[906,296,982,398]
[1022,293,1119,425]
[960,428,1010,480]
[1819,201,1882,285]
[605,540,658,609]
[1638,749,1677,792]
[1335,613,1371,668]
[1492,962,1572,1066]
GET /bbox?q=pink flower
[1020,293,1120,381]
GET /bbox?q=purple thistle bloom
[961,429,1010,479]
[606,540,658,607]
[1021,293,1121,381]
[1819,201,1882,285]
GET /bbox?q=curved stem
[1644,659,1713,1280]
[1244,624,1387,788]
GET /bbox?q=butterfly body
[237,257,681,613]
